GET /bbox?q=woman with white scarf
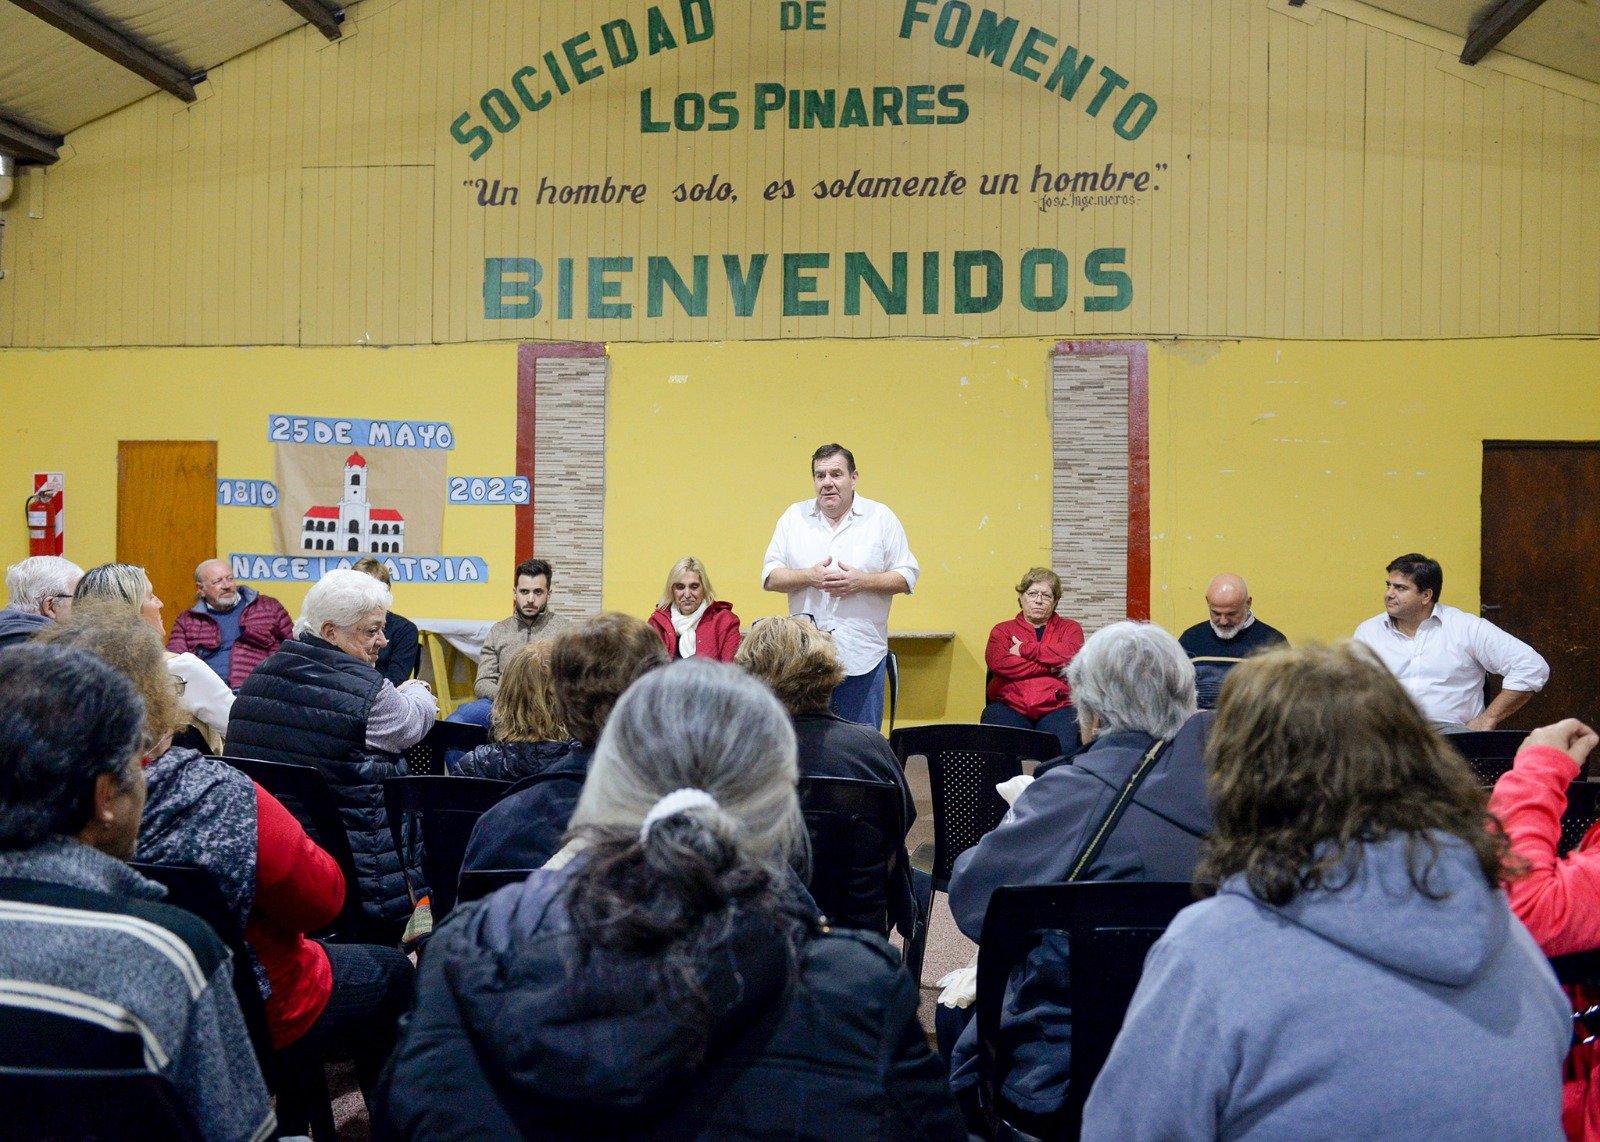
[647,556,742,662]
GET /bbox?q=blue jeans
[830,656,888,730]
[980,700,1081,759]
[447,697,492,728]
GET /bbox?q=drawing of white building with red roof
[300,452,406,554]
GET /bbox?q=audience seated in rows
[74,562,234,752]
[42,604,414,1110]
[981,566,1085,756]
[353,557,420,685]
[453,641,573,781]
[1084,642,1568,1139]
[375,660,967,1140]
[647,555,742,661]
[462,612,668,873]
[946,620,1210,1122]
[735,616,917,934]
[227,569,437,938]
[0,644,274,1141]
[167,559,293,691]
[0,555,81,649]
[1489,716,1600,1139]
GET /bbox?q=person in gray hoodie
[1083,641,1570,1141]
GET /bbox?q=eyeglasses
[1020,591,1056,602]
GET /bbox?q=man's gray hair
[1066,621,1197,741]
[294,568,391,638]
[5,556,84,614]
[572,659,806,872]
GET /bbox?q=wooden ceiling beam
[6,0,200,101]
[276,0,343,41]
[1461,0,1552,65]
[0,115,61,165]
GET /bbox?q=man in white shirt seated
[762,444,919,730]
[1352,552,1548,732]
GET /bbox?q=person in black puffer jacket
[376,660,965,1141]
[228,569,438,936]
[454,642,573,781]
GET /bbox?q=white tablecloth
[413,618,495,662]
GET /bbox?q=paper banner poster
[272,441,447,557]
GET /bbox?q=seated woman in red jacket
[981,567,1085,756]
[1488,717,1600,1141]
[647,555,741,661]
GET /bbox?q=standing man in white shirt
[763,444,920,729]
[1352,552,1549,732]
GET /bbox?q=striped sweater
[0,838,274,1142]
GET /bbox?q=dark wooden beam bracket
[7,0,198,100]
[277,0,343,41]
[0,115,61,165]
[1461,0,1551,65]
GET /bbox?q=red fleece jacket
[648,601,742,662]
[1490,743,1600,1142]
[984,613,1084,721]
[246,784,345,1048]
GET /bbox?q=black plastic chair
[975,881,1195,1141]
[456,868,538,906]
[1446,730,1525,787]
[220,755,375,943]
[404,719,489,777]
[384,775,512,920]
[0,1067,204,1141]
[889,723,1062,983]
[131,861,335,1139]
[799,776,910,938]
[1560,780,1600,857]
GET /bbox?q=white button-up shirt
[762,494,919,676]
[1352,602,1549,727]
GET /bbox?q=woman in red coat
[982,567,1085,756]
[648,556,742,662]
[1488,718,1600,1142]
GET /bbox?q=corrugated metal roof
[0,0,338,152]
[1370,0,1600,84]
[0,0,1593,165]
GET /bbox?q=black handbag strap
[1066,738,1169,881]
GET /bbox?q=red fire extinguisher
[27,484,63,557]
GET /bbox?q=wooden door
[1481,442,1600,729]
[117,441,217,640]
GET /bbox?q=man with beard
[166,559,293,690]
[1178,573,1288,708]
[448,558,571,728]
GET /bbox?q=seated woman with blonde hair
[74,561,234,752]
[736,616,916,935]
[648,555,741,661]
[453,642,573,782]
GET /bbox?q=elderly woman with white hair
[943,621,1213,1129]
[227,568,437,937]
[377,660,966,1140]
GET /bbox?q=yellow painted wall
[6,334,1593,725]
[0,344,518,622]
[1146,337,1600,643]
[604,338,1056,721]
[2,0,1598,346]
